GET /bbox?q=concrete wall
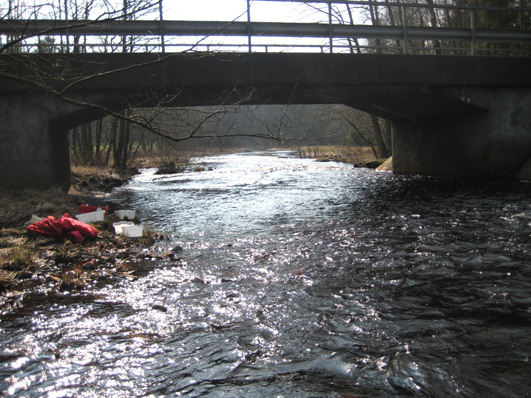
[0,94,70,190]
[392,87,531,178]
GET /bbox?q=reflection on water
[1,151,531,397]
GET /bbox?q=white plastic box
[115,210,136,220]
[122,224,144,237]
[76,209,105,223]
[113,221,134,234]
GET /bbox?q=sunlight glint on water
[2,150,531,397]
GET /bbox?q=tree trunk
[425,0,442,54]
[368,3,384,52]
[80,123,93,162]
[115,119,126,169]
[114,110,131,170]
[70,128,79,160]
[121,117,131,168]
[384,0,402,51]
[346,5,362,54]
[108,117,118,166]
[94,119,103,164]
[371,115,390,158]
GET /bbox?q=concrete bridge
[1,52,531,189]
[1,0,531,189]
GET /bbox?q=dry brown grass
[0,246,36,271]
[0,188,84,228]
[298,145,379,165]
[0,269,17,285]
[71,164,114,177]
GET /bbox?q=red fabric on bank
[27,214,99,243]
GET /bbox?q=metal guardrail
[0,0,530,55]
[259,0,531,12]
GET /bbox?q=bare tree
[301,1,392,158]
[0,0,289,174]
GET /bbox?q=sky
[1,0,365,24]
[1,0,367,53]
[164,0,330,23]
[160,0,366,52]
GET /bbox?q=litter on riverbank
[0,181,180,314]
[0,208,182,314]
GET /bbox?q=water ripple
[2,151,531,397]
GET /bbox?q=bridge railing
[0,0,529,56]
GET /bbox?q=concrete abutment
[392,87,531,179]
[0,94,71,190]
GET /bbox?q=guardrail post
[247,0,252,52]
[159,0,165,53]
[64,0,70,53]
[402,5,408,54]
[328,1,333,53]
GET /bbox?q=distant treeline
[70,104,389,168]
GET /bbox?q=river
[2,151,531,397]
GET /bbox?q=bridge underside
[1,53,531,189]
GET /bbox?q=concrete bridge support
[392,87,531,179]
[0,94,71,190]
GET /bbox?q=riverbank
[0,167,134,228]
[296,145,387,168]
[0,168,177,314]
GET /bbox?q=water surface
[2,151,531,397]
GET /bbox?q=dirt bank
[0,169,180,314]
[0,227,182,313]
[0,168,137,229]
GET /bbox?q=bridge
[1,0,531,189]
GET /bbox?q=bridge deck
[2,52,530,125]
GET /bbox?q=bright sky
[4,0,366,53]
[160,0,365,52]
[4,0,365,24]
[164,0,352,24]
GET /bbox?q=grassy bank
[297,145,387,168]
[0,188,84,229]
[0,189,178,313]
[0,166,158,312]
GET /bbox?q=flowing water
[2,151,531,397]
